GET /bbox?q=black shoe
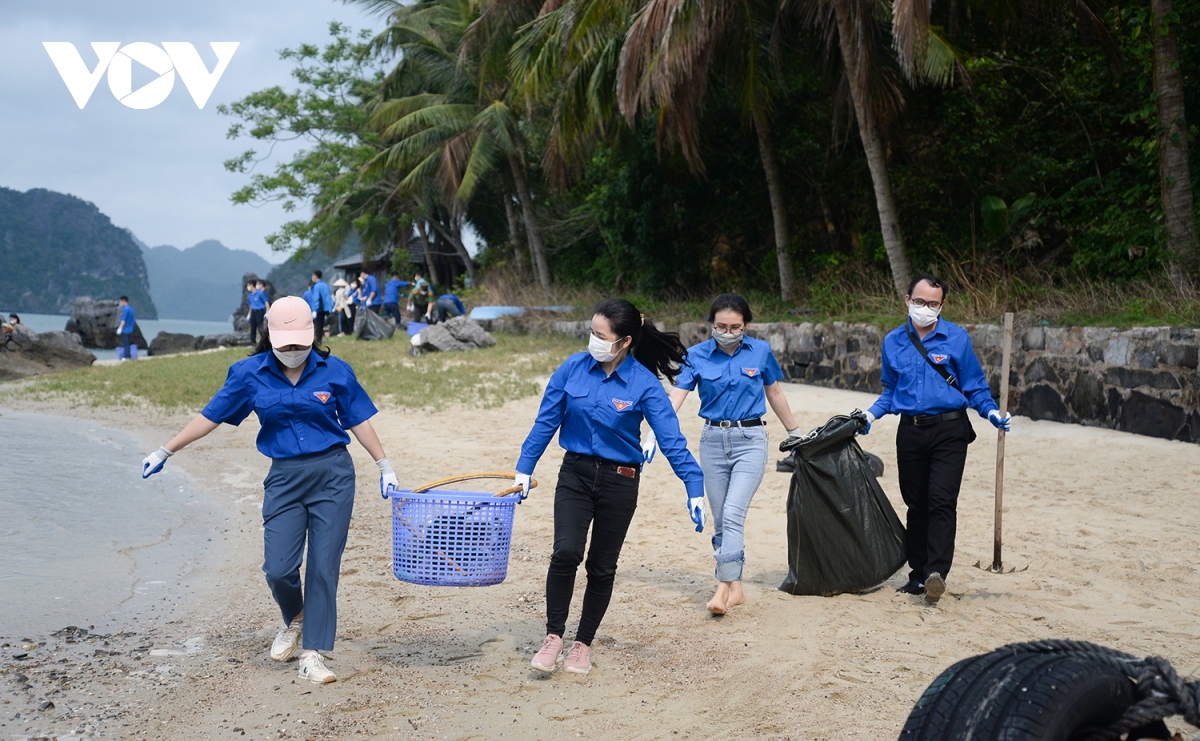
[897,579,925,595]
[925,572,946,603]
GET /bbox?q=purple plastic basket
[390,489,517,587]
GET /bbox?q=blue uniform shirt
[383,278,408,304]
[442,294,466,315]
[361,275,382,307]
[248,290,268,311]
[201,351,378,459]
[674,336,785,421]
[868,318,999,420]
[311,281,333,312]
[302,288,313,308]
[517,352,704,500]
[118,304,135,335]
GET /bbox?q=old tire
[901,650,1136,740]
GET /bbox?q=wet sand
[2,382,1199,740]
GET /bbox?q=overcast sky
[0,0,387,263]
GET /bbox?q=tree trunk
[833,0,913,298]
[508,152,551,290]
[754,121,797,302]
[503,193,527,272]
[430,216,478,287]
[415,219,441,287]
[1152,0,1198,289]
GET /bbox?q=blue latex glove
[988,410,1012,432]
[687,497,705,533]
[513,472,531,502]
[377,457,399,498]
[641,429,657,464]
[141,446,172,479]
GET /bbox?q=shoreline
[2,386,1199,739]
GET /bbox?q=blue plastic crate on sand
[389,489,517,587]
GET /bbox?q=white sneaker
[269,622,302,662]
[298,652,336,684]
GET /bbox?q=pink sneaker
[564,641,591,675]
[531,634,563,673]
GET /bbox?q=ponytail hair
[593,298,689,384]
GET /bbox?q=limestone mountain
[0,186,157,317]
[141,239,272,321]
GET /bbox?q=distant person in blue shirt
[663,293,802,615]
[381,272,407,325]
[514,298,705,676]
[139,296,399,685]
[858,274,1011,604]
[308,271,334,342]
[358,270,382,314]
[116,296,136,361]
[246,280,272,346]
[428,293,465,324]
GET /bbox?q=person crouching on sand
[139,296,399,684]
[655,293,803,615]
[512,298,706,675]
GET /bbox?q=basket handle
[411,471,539,498]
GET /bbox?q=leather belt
[902,409,967,427]
[704,418,766,428]
[564,452,640,478]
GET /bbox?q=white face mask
[712,328,742,348]
[588,334,623,363]
[908,302,941,328]
[273,348,311,368]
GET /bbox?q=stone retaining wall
[489,318,1200,443]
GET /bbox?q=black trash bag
[355,309,396,341]
[778,410,906,596]
[777,449,885,478]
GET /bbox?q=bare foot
[706,583,730,615]
[726,581,745,609]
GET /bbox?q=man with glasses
[858,274,1011,603]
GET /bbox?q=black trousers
[250,308,266,345]
[546,452,640,645]
[314,309,326,342]
[896,415,975,582]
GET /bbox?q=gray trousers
[262,445,356,651]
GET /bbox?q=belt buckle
[720,420,733,428]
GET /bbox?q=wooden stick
[991,313,1013,572]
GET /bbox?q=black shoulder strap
[905,324,961,392]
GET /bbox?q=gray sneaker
[924,573,946,603]
[298,652,336,684]
[270,622,302,662]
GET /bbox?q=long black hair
[593,298,688,384]
[250,322,331,359]
[706,293,753,324]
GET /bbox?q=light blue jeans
[699,424,768,582]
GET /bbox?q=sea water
[0,412,224,638]
[14,313,235,361]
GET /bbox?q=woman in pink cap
[140,296,398,685]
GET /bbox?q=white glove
[513,472,531,501]
[988,410,1013,432]
[141,446,173,479]
[641,429,657,464]
[687,496,705,533]
[311,311,317,319]
[377,457,399,498]
[785,427,803,441]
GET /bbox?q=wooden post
[991,312,1013,572]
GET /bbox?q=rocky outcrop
[511,319,1200,444]
[0,324,95,379]
[148,331,252,355]
[413,317,495,352]
[65,297,148,349]
[231,273,276,332]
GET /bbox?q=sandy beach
[2,380,1199,740]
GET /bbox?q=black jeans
[382,303,402,324]
[250,308,266,345]
[896,414,975,582]
[546,453,640,645]
[314,309,326,342]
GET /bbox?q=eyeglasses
[713,324,744,334]
[909,298,944,310]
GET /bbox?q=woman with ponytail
[513,298,706,675]
[654,293,801,615]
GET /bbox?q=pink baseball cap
[267,296,314,349]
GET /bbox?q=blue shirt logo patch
[931,354,948,364]
[742,368,759,377]
[313,391,331,403]
[612,398,633,411]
